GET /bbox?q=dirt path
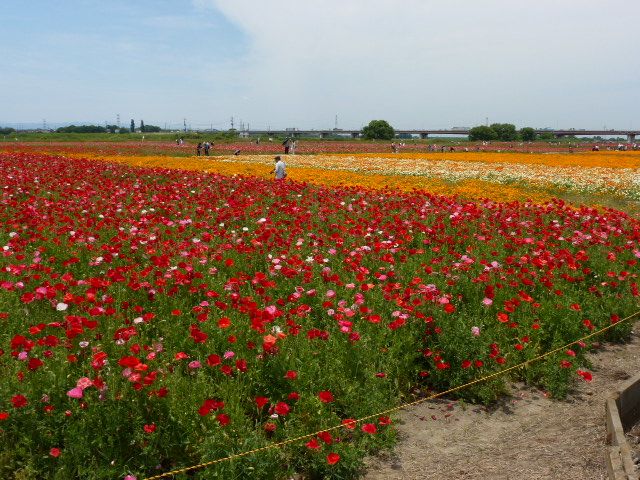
[365,327,640,480]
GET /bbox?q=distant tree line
[359,120,559,142]
[55,121,161,134]
[468,124,555,141]
[56,125,116,134]
[138,120,161,133]
[0,127,16,135]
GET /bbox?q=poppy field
[1,149,639,479]
[0,137,607,159]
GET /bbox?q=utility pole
[335,114,338,130]
[230,116,234,130]
[116,114,120,127]
[183,118,187,132]
[42,119,47,131]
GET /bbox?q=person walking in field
[282,137,292,154]
[271,156,287,180]
[196,142,202,156]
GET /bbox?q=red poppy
[143,423,156,434]
[206,354,221,366]
[27,357,44,371]
[198,399,224,416]
[318,391,334,403]
[327,453,340,465]
[11,395,27,408]
[216,413,230,426]
[287,392,300,401]
[274,402,290,416]
[303,439,319,451]
[361,423,377,434]
[318,431,332,444]
[378,416,392,426]
[577,370,593,382]
[341,418,357,429]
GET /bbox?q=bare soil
[365,327,640,480]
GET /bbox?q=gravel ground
[365,327,640,480]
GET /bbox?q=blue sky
[0,0,247,129]
[1,0,639,130]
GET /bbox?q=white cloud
[195,0,640,129]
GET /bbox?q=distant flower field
[0,149,639,479]
[76,149,640,206]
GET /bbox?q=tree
[539,132,555,140]
[0,127,16,135]
[490,123,518,141]
[468,125,498,141]
[520,127,536,141]
[140,120,145,133]
[143,124,161,133]
[55,125,107,133]
[362,120,395,140]
[106,125,119,134]
[130,119,135,133]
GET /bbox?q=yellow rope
[144,309,640,480]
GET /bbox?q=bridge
[244,129,639,142]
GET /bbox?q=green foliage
[490,123,518,141]
[0,128,16,135]
[362,120,395,140]
[469,123,518,141]
[468,125,498,141]
[137,121,162,133]
[130,119,135,133]
[520,127,537,141]
[55,125,107,134]
[539,131,556,140]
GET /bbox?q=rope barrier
[144,309,640,480]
